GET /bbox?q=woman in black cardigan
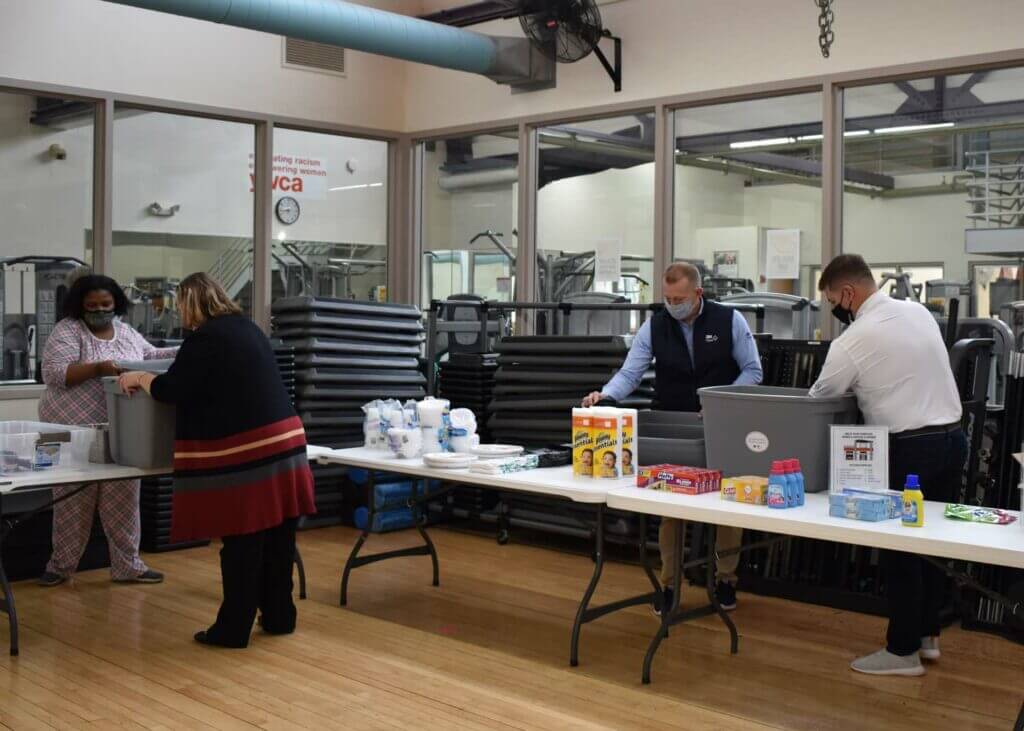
[120,273,316,648]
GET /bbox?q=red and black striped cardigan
[150,314,315,541]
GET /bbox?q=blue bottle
[793,460,806,506]
[768,461,788,509]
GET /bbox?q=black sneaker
[37,571,67,587]
[115,569,164,584]
[715,581,737,611]
[652,587,674,617]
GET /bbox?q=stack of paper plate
[422,452,477,470]
[471,444,524,460]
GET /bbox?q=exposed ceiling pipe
[101,0,551,87]
[438,167,518,190]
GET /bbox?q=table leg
[643,516,683,684]
[0,497,18,657]
[569,505,663,668]
[704,524,739,655]
[1014,701,1023,731]
[339,476,441,607]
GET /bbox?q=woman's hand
[97,360,122,378]
[118,371,150,396]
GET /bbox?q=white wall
[0,0,415,130]
[408,0,1024,131]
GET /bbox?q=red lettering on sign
[248,173,306,193]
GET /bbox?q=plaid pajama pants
[46,480,149,580]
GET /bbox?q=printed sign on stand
[830,425,890,493]
[594,238,623,283]
[765,228,801,280]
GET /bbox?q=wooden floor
[1,525,1022,730]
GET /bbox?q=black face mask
[831,291,854,326]
[83,309,116,330]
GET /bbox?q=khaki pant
[658,518,742,587]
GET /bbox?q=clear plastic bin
[0,421,95,474]
[698,386,859,493]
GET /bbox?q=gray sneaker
[851,648,925,676]
[920,636,940,661]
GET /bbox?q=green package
[944,504,1017,525]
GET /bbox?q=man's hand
[582,391,604,408]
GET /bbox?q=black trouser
[208,518,299,647]
[884,427,967,656]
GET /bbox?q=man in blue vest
[582,262,763,612]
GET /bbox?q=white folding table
[605,484,1024,724]
[0,446,327,657]
[310,446,662,667]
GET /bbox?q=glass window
[272,128,388,302]
[536,113,656,322]
[0,92,94,384]
[112,109,255,338]
[419,132,519,307]
[843,67,1024,322]
[674,93,823,302]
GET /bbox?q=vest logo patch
[705,334,719,343]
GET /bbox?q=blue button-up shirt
[602,302,763,402]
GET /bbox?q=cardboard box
[637,464,721,495]
[734,477,769,505]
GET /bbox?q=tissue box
[829,493,891,522]
[842,488,903,519]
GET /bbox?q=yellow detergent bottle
[901,474,925,528]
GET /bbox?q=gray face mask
[664,298,697,321]
[83,310,116,330]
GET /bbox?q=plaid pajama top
[38,318,178,426]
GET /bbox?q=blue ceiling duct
[101,0,508,76]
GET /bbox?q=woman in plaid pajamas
[36,274,177,586]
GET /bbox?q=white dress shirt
[809,290,962,433]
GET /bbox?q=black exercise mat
[295,353,420,370]
[272,295,421,319]
[495,367,655,384]
[491,430,569,446]
[297,384,426,400]
[298,413,365,427]
[294,399,377,412]
[281,336,422,357]
[496,354,627,368]
[447,352,499,366]
[490,383,655,397]
[495,335,632,354]
[488,414,570,430]
[275,328,425,346]
[273,311,424,334]
[489,395,652,412]
[295,368,426,386]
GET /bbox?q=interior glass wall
[0,91,94,384]
[419,131,519,308]
[842,67,1024,326]
[674,92,823,305]
[112,108,255,339]
[272,128,388,303]
[535,113,656,327]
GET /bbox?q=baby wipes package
[619,408,637,477]
[572,408,595,478]
[734,477,769,505]
[591,407,622,479]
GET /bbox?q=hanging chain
[815,0,835,58]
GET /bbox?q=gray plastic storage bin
[698,386,858,492]
[638,436,707,467]
[102,377,176,468]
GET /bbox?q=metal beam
[653,104,673,301]
[820,82,844,340]
[252,120,274,333]
[722,151,895,189]
[516,122,538,333]
[91,98,113,275]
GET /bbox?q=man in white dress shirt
[810,254,965,677]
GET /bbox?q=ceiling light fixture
[329,182,384,192]
[729,137,796,149]
[873,122,955,134]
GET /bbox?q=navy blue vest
[651,300,739,412]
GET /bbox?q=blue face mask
[665,298,697,321]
